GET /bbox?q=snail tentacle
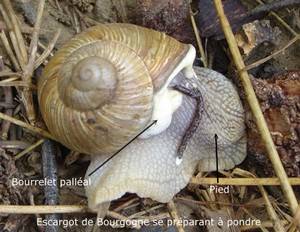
[173,83,204,164]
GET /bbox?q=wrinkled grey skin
[85,67,246,211]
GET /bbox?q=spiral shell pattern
[38,24,190,155]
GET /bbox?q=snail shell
[38,23,195,155]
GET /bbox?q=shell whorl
[60,55,117,111]
[38,23,190,155]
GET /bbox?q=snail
[38,23,246,211]
[38,23,196,157]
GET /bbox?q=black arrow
[214,134,219,183]
[88,120,158,176]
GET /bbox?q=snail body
[86,67,246,210]
[38,23,195,155]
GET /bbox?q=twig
[22,0,45,123]
[0,20,33,34]
[189,8,208,67]
[190,177,300,185]
[288,205,300,231]
[0,59,13,140]
[0,205,164,229]
[113,197,139,212]
[0,205,90,214]
[273,202,294,222]
[35,29,61,69]
[249,0,300,19]
[136,212,170,221]
[213,0,299,215]
[0,140,30,149]
[255,0,299,36]
[259,185,285,231]
[241,0,300,35]
[2,0,27,67]
[129,204,165,219]
[42,140,59,232]
[38,41,54,56]
[0,58,13,140]
[0,71,22,77]
[0,77,20,83]
[56,0,63,11]
[271,12,298,36]
[1,87,13,139]
[177,197,283,208]
[14,139,45,160]
[25,0,45,79]
[72,8,81,33]
[28,193,43,232]
[0,20,47,35]
[0,30,21,71]
[0,81,36,88]
[244,35,300,71]
[0,112,55,140]
[167,200,185,232]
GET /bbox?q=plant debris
[246,71,300,177]
[236,20,282,55]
